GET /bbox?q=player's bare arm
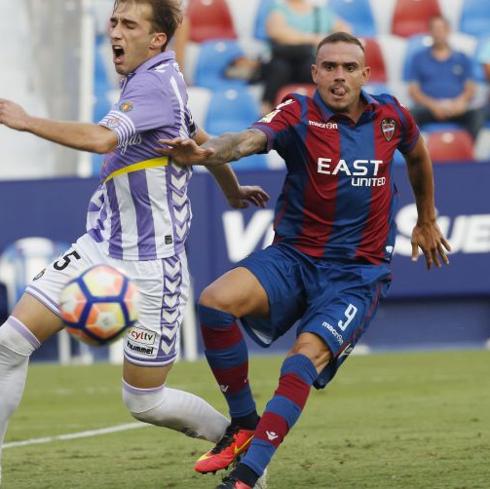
[405,136,451,269]
[158,128,268,167]
[191,128,270,209]
[0,99,117,154]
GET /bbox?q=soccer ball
[59,264,139,346]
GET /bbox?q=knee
[199,285,234,314]
[289,333,332,371]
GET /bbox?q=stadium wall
[0,163,489,360]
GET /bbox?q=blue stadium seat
[329,0,377,37]
[193,39,247,89]
[205,88,268,170]
[364,83,390,95]
[459,0,490,38]
[254,0,274,41]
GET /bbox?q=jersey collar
[134,50,175,74]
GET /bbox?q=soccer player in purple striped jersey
[0,1,269,485]
[159,32,451,489]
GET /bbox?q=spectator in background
[261,0,349,114]
[407,15,485,140]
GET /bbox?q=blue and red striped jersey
[252,90,420,264]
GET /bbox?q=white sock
[0,317,40,485]
[122,380,228,443]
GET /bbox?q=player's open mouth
[113,45,125,64]
[331,86,347,97]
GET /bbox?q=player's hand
[0,99,30,131]
[411,221,451,270]
[157,137,215,165]
[226,185,270,209]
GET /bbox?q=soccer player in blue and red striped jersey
[160,31,451,489]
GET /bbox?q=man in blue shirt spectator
[407,15,485,140]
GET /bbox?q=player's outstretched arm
[158,128,268,167]
[190,128,270,209]
[0,98,117,154]
[404,137,451,270]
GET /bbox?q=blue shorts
[237,243,391,389]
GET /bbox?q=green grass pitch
[4,350,490,489]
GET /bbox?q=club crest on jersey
[381,118,396,141]
[119,101,134,113]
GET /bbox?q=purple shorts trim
[25,286,62,318]
[6,316,41,349]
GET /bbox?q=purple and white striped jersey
[87,51,196,261]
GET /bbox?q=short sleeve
[99,72,176,147]
[459,53,474,81]
[394,99,421,154]
[251,97,301,152]
[406,50,422,82]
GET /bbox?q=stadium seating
[204,87,268,169]
[274,83,316,105]
[459,0,490,38]
[187,0,237,43]
[426,129,475,162]
[329,0,377,37]
[193,39,247,89]
[187,86,213,131]
[253,0,274,41]
[227,0,263,40]
[205,87,260,134]
[391,0,442,37]
[362,37,388,83]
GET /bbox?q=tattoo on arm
[201,129,267,166]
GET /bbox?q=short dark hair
[316,32,365,55]
[113,0,183,49]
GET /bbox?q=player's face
[312,42,370,115]
[109,1,167,75]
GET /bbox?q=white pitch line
[4,422,147,449]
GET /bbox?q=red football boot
[194,424,255,474]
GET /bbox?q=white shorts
[25,233,189,366]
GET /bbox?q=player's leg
[220,263,391,488]
[0,240,92,486]
[122,360,228,441]
[194,266,269,474]
[196,245,309,477]
[0,294,65,485]
[223,333,330,488]
[120,252,228,443]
